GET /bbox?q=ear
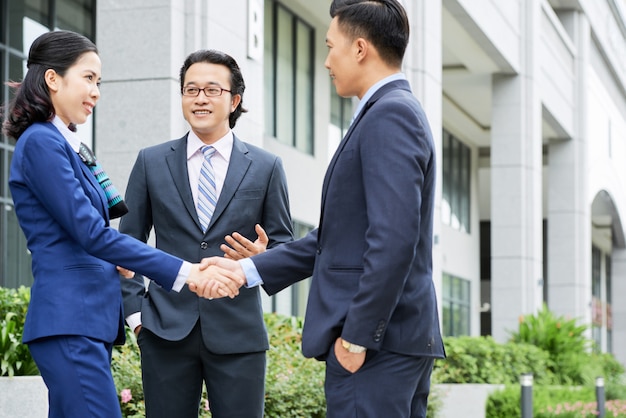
[231,94,242,113]
[354,38,369,63]
[44,69,59,92]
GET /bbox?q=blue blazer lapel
[165,135,201,230]
[208,135,251,229]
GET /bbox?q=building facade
[0,0,624,367]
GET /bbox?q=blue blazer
[252,80,446,360]
[119,134,293,354]
[9,122,183,345]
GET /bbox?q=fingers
[198,256,220,271]
[255,224,269,247]
[187,263,245,300]
[222,232,254,260]
[222,224,268,259]
[117,266,135,279]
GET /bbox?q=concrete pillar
[547,11,592,325]
[490,0,543,342]
[403,0,444,316]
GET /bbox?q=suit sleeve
[254,228,318,295]
[17,131,181,291]
[119,149,154,316]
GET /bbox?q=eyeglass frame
[181,85,232,97]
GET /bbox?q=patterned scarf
[78,142,129,219]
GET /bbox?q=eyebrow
[184,81,222,87]
[84,69,101,82]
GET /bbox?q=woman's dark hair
[1,30,98,139]
[330,0,410,68]
[179,49,248,129]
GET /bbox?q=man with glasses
[119,49,293,418]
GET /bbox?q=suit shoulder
[139,138,183,156]
[240,141,280,162]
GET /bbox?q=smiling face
[181,62,241,144]
[47,51,101,126]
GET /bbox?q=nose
[92,84,101,100]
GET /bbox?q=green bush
[486,384,626,418]
[433,335,555,385]
[510,304,589,384]
[0,286,37,376]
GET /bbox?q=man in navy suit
[119,50,293,418]
[206,1,445,417]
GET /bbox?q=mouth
[84,102,94,114]
[193,110,212,115]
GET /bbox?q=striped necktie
[197,146,217,232]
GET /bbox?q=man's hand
[117,266,135,278]
[221,224,268,260]
[334,338,366,373]
[186,263,244,299]
[199,256,246,282]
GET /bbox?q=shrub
[0,286,37,376]
[433,335,555,385]
[510,304,589,384]
[485,385,596,418]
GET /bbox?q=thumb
[255,224,269,245]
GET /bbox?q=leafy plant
[433,335,555,385]
[510,304,589,384]
[0,286,38,376]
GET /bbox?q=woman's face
[47,51,101,127]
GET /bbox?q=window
[328,89,352,158]
[606,253,612,353]
[0,0,96,287]
[591,245,602,351]
[442,130,470,233]
[442,273,470,336]
[264,1,315,154]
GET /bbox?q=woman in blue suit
[2,30,241,418]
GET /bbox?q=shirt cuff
[172,261,191,292]
[239,258,263,288]
[126,312,142,332]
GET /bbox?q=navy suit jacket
[252,80,445,360]
[9,122,183,345]
[119,134,293,354]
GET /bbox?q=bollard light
[596,376,605,418]
[520,373,533,418]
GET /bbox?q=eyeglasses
[182,86,232,97]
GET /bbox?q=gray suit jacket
[120,133,293,354]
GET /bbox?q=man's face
[325,17,360,98]
[181,62,241,143]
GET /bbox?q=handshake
[119,224,266,299]
[186,257,245,299]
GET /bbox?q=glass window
[329,88,352,151]
[264,1,314,155]
[55,0,94,35]
[442,273,470,336]
[0,0,95,288]
[442,129,471,233]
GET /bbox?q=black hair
[179,50,248,129]
[2,30,98,139]
[330,0,410,68]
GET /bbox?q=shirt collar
[351,72,406,123]
[51,116,82,153]
[186,129,233,162]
